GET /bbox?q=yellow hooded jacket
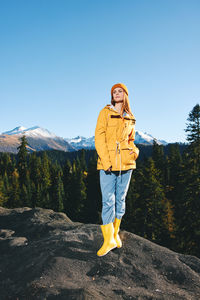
[95,104,139,173]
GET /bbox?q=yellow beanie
[111,83,128,96]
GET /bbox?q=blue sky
[0,0,199,143]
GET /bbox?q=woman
[95,83,139,256]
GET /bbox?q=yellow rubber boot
[113,218,122,248]
[97,222,117,256]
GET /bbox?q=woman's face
[112,87,124,103]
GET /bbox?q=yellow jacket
[95,104,139,173]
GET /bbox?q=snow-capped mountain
[135,131,168,145]
[3,126,58,139]
[0,126,75,153]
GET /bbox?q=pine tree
[41,152,51,208]
[178,149,200,256]
[49,163,64,212]
[152,140,166,185]
[79,149,87,171]
[138,158,170,245]
[83,152,100,223]
[177,104,200,256]
[0,153,12,177]
[0,176,8,207]
[29,153,43,207]
[185,103,200,172]
[20,184,29,207]
[17,135,32,207]
[3,171,9,191]
[165,143,182,242]
[7,169,21,208]
[74,167,87,222]
[63,159,73,217]
[17,135,29,185]
[69,158,87,222]
[185,104,200,146]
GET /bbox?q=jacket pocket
[107,117,117,127]
[122,148,139,165]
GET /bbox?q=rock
[0,206,200,299]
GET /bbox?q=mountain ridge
[0,125,183,154]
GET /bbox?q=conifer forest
[0,104,200,258]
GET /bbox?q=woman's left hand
[129,147,139,159]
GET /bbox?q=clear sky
[0,0,199,143]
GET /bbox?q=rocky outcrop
[0,206,200,299]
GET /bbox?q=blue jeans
[99,169,133,225]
